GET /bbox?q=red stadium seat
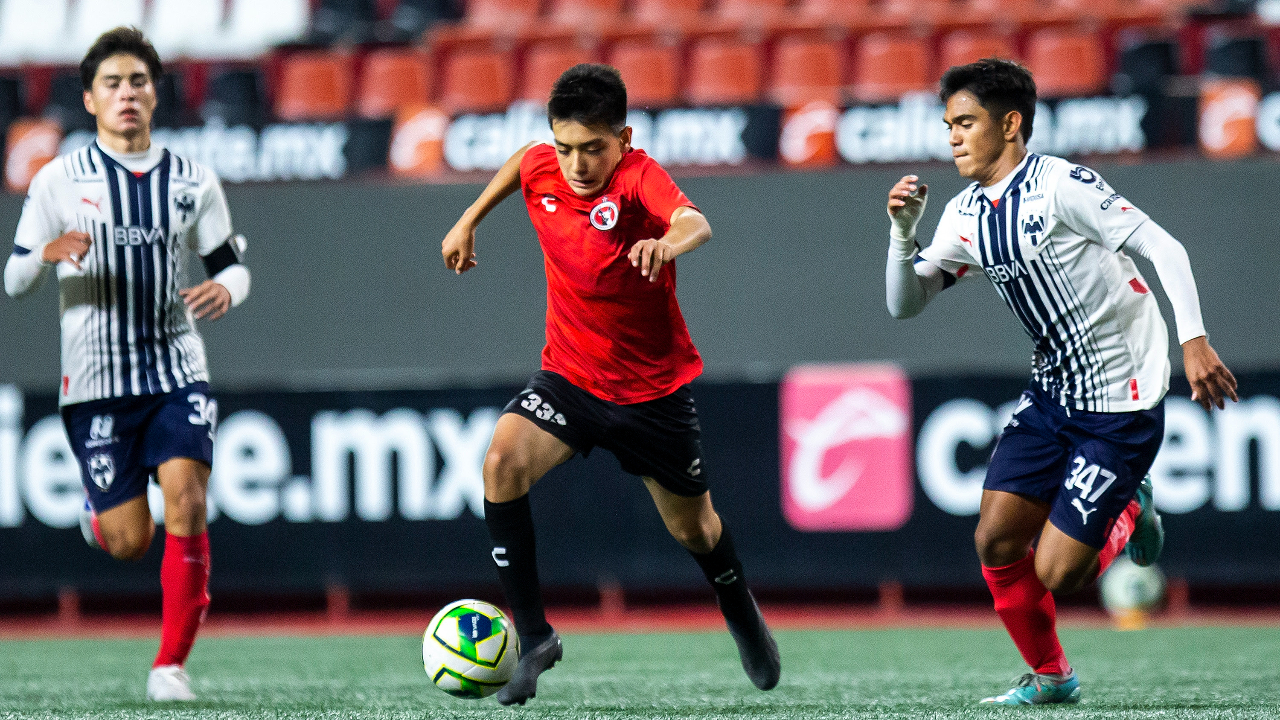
[797,0,874,24]
[769,35,844,106]
[607,38,681,108]
[521,41,600,102]
[357,48,433,119]
[715,0,789,22]
[465,0,540,27]
[938,31,1016,78]
[631,0,705,24]
[547,0,626,25]
[439,47,516,113]
[850,34,932,103]
[686,35,764,106]
[275,51,355,121]
[1025,29,1107,97]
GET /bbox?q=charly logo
[590,198,619,231]
[175,192,196,222]
[785,387,909,513]
[88,453,115,491]
[86,414,115,448]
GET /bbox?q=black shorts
[502,371,709,497]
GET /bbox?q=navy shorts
[61,382,217,513]
[502,371,710,497]
[985,385,1164,548]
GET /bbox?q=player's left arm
[1057,165,1237,410]
[628,206,711,282]
[1124,221,1238,411]
[182,174,249,321]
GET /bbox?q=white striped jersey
[919,153,1169,413]
[12,142,234,406]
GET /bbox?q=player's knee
[166,486,207,527]
[1038,561,1090,595]
[666,517,717,554]
[483,446,532,499]
[107,524,154,561]
[974,525,1023,567]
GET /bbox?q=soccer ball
[1099,557,1166,614]
[422,599,519,698]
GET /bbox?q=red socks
[154,532,211,668]
[1096,499,1141,578]
[982,550,1071,677]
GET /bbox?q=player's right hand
[887,175,928,239]
[42,231,92,270]
[441,222,477,275]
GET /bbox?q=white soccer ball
[422,599,520,699]
[1099,557,1166,613]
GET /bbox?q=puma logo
[80,197,103,212]
[1072,498,1097,525]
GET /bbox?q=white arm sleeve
[5,164,63,298]
[4,244,53,298]
[212,263,251,307]
[886,241,945,319]
[193,175,234,255]
[1122,220,1207,344]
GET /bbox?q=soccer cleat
[979,672,1080,705]
[495,630,562,706]
[722,593,781,691]
[1125,475,1164,567]
[147,664,196,701]
[79,499,104,552]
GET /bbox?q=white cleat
[147,664,196,701]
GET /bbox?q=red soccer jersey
[520,144,704,404]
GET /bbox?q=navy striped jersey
[12,142,233,406]
[919,154,1169,413]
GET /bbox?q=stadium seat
[439,47,516,113]
[547,0,627,25]
[938,31,1017,77]
[851,34,932,103]
[1114,39,1178,95]
[357,48,434,119]
[685,35,765,106]
[1025,29,1107,97]
[464,0,541,28]
[376,0,458,43]
[309,0,379,45]
[796,0,875,24]
[1206,36,1268,81]
[0,76,25,134]
[276,52,356,122]
[607,38,681,108]
[201,68,268,126]
[68,0,145,64]
[0,0,70,65]
[217,0,310,59]
[43,73,96,133]
[715,0,791,22]
[769,35,844,106]
[521,41,600,103]
[147,0,226,59]
[152,72,188,129]
[631,0,705,24]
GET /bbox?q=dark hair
[547,64,627,133]
[80,26,162,91]
[940,58,1036,142]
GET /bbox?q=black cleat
[495,630,562,706]
[722,593,781,691]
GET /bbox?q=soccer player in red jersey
[441,64,781,705]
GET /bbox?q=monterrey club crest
[88,453,115,491]
[590,198,619,231]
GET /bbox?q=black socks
[689,523,755,620]
[484,495,553,647]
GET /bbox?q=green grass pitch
[1,626,1278,719]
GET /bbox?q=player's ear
[82,89,98,117]
[619,126,632,152]
[1003,110,1023,143]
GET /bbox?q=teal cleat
[979,672,1081,705]
[1125,474,1164,567]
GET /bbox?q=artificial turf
[0,626,1277,719]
